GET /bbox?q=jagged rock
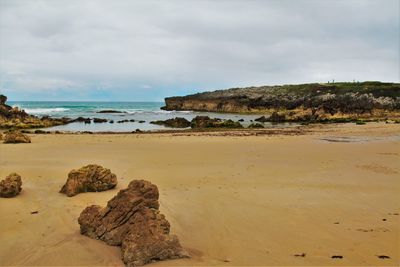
[0,94,71,129]
[150,117,191,128]
[190,116,243,128]
[72,117,91,124]
[60,164,117,197]
[93,118,108,123]
[118,120,129,123]
[78,180,188,266]
[254,116,268,122]
[3,131,31,143]
[267,112,286,122]
[0,173,22,198]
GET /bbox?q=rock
[190,116,243,128]
[238,119,244,122]
[0,94,71,129]
[93,118,108,123]
[150,117,191,128]
[117,120,129,123]
[78,180,188,266]
[109,120,114,123]
[0,95,7,105]
[248,123,264,128]
[3,131,31,143]
[60,164,117,197]
[97,110,125,113]
[129,119,136,122]
[139,120,145,123]
[254,116,268,122]
[267,112,286,122]
[0,173,22,198]
[72,117,91,124]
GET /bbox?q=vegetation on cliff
[162,82,400,122]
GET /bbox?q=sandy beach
[0,123,399,266]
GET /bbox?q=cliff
[162,82,400,121]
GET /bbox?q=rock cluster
[3,131,31,143]
[191,116,243,128]
[60,164,117,197]
[0,94,70,129]
[150,117,191,128]
[0,173,22,198]
[78,180,188,266]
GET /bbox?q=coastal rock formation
[3,131,31,143]
[150,117,191,128]
[72,117,91,124]
[0,94,71,129]
[190,116,243,128]
[60,164,117,197]
[93,118,108,123]
[162,82,400,122]
[267,112,286,123]
[78,180,188,266]
[0,173,22,198]
[248,123,264,128]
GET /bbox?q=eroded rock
[0,173,22,198]
[190,116,242,128]
[78,180,188,266]
[3,131,31,143]
[150,117,191,128]
[60,164,117,197]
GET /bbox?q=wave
[23,108,70,114]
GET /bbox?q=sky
[0,0,399,101]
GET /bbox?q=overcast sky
[0,0,398,101]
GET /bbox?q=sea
[8,101,291,132]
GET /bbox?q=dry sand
[0,123,399,266]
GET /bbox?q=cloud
[0,0,398,100]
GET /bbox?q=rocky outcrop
[71,117,91,124]
[248,123,264,128]
[0,94,71,129]
[0,173,22,198]
[150,117,191,128]
[93,118,108,123]
[78,180,188,266]
[3,131,31,143]
[190,116,243,128]
[162,82,400,121]
[60,164,117,197]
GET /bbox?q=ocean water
[8,101,290,132]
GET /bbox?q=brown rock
[3,131,31,143]
[78,180,188,266]
[60,164,117,197]
[0,173,22,198]
[150,117,191,128]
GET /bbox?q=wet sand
[0,123,399,266]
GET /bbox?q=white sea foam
[23,108,70,114]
